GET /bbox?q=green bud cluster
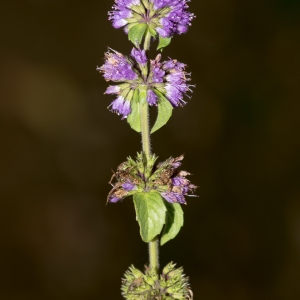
[121,263,193,300]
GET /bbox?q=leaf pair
[133,192,184,245]
[127,88,173,134]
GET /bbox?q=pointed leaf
[128,23,148,46]
[133,192,167,243]
[161,202,184,246]
[157,36,172,51]
[150,93,173,134]
[127,89,141,132]
[126,22,139,32]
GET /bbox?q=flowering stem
[140,96,159,273]
[140,101,151,159]
[140,75,159,274]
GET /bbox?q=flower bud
[128,265,144,278]
[143,275,155,286]
[162,261,176,275]
[170,292,186,299]
[167,267,184,279]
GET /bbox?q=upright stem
[141,30,159,274]
[149,236,159,273]
[140,101,151,159]
[140,86,159,274]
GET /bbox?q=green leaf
[126,22,138,32]
[128,23,148,46]
[150,93,173,134]
[161,202,184,246]
[127,89,141,132]
[157,36,172,51]
[133,192,167,243]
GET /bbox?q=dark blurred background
[0,0,299,299]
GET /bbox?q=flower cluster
[107,153,197,204]
[122,262,192,300]
[109,0,195,40]
[149,54,193,107]
[97,49,193,119]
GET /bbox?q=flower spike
[98,0,197,296]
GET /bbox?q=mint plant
[97,1,197,298]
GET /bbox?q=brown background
[0,0,300,299]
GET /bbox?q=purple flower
[120,99,131,118]
[161,192,177,203]
[110,95,125,112]
[152,66,165,83]
[150,58,165,83]
[172,176,191,196]
[166,73,183,86]
[162,59,176,70]
[153,0,195,37]
[109,96,131,119]
[147,89,158,106]
[98,49,137,82]
[122,181,137,191]
[157,1,195,37]
[150,57,192,107]
[99,48,147,119]
[168,154,184,169]
[174,193,187,204]
[155,59,191,107]
[109,196,122,203]
[109,9,132,28]
[163,60,186,72]
[171,161,182,168]
[131,48,147,66]
[161,171,196,205]
[105,85,121,94]
[161,192,187,205]
[156,27,169,38]
[172,176,189,187]
[165,84,185,107]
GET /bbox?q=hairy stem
[149,236,159,273]
[141,30,159,274]
[140,99,159,273]
[140,101,151,159]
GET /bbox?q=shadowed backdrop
[0,0,300,299]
